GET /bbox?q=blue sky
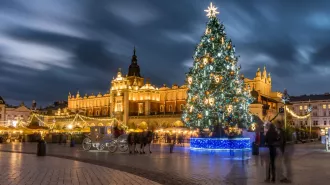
[0,0,330,106]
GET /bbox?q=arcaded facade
[68,48,282,128]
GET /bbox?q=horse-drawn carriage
[82,126,128,153]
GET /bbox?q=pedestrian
[277,121,293,183]
[170,132,176,153]
[265,123,278,183]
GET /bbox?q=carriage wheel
[118,143,128,152]
[107,140,118,153]
[82,138,92,151]
[96,143,105,151]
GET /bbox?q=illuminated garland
[285,106,311,119]
[31,113,75,119]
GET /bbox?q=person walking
[169,132,176,153]
[265,123,278,183]
[277,122,293,183]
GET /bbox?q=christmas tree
[182,3,253,136]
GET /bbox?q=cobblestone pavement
[0,152,158,185]
[1,142,330,185]
[0,152,160,185]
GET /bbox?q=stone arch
[138,121,148,130]
[98,123,103,126]
[174,120,184,127]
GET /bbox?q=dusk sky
[1,0,330,106]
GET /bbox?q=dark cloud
[0,0,330,105]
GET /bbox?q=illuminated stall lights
[190,138,251,150]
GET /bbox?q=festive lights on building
[285,106,311,119]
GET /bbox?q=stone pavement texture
[0,152,160,185]
[1,142,330,185]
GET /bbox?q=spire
[262,66,267,79]
[128,46,141,77]
[256,68,261,78]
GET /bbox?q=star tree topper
[204,2,219,18]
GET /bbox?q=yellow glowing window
[323,104,326,109]
[299,106,302,110]
[328,104,330,109]
[304,105,307,110]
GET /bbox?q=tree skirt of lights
[190,138,251,150]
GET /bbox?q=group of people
[264,121,293,183]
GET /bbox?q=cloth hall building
[67,48,282,129]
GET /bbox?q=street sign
[279,107,284,113]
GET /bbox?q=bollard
[252,142,259,155]
[37,140,47,156]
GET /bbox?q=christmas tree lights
[182,2,253,136]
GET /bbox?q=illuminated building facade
[0,97,31,126]
[290,94,330,129]
[68,48,282,128]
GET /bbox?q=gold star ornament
[204,2,219,18]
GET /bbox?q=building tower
[0,96,5,123]
[127,47,144,87]
[128,46,141,77]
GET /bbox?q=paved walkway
[0,142,329,185]
[0,152,160,185]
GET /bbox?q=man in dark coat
[265,123,278,183]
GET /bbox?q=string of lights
[285,106,311,119]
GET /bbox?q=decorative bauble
[221,37,225,44]
[199,64,204,68]
[227,105,233,113]
[209,98,214,106]
[189,106,193,112]
[210,57,214,62]
[203,57,208,65]
[197,113,203,119]
[225,56,230,61]
[185,117,190,122]
[206,53,210,58]
[210,73,214,77]
[204,98,209,104]
[230,71,234,75]
[219,76,223,80]
[215,76,220,83]
[210,37,215,41]
[188,76,193,85]
[227,44,231,49]
[196,58,200,62]
[205,91,210,95]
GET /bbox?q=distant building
[290,93,330,129]
[67,48,282,129]
[0,97,31,126]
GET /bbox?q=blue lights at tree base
[190,138,251,150]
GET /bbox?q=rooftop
[290,93,330,102]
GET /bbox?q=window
[160,105,164,112]
[305,121,308,125]
[316,121,319,125]
[304,105,307,110]
[138,103,144,114]
[313,112,318,116]
[328,104,330,109]
[324,111,327,116]
[323,104,326,109]
[299,106,303,110]
[324,121,327,125]
[313,106,318,110]
[169,105,172,112]
[300,121,303,125]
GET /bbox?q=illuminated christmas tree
[182,3,253,135]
